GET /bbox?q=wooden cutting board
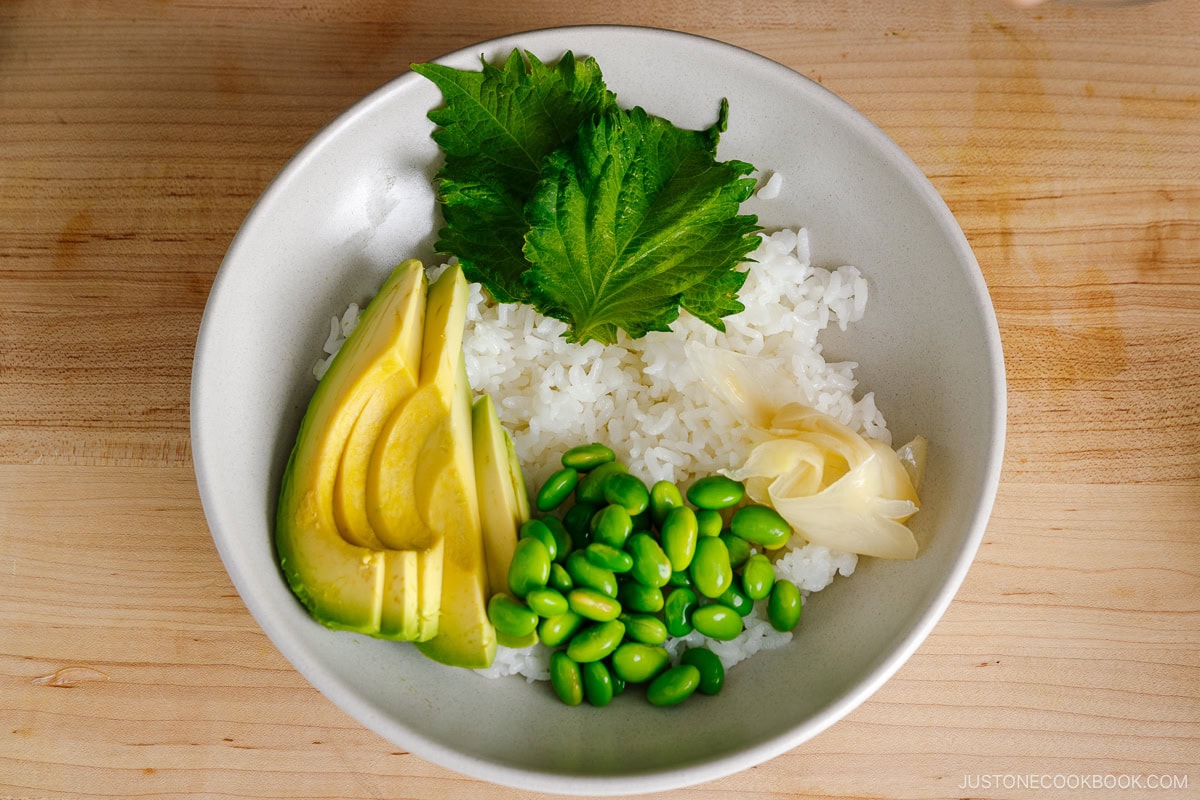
[2,1,1197,798]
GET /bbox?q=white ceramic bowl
[192,26,1005,795]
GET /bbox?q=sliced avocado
[331,270,425,549]
[504,425,532,522]
[274,261,426,635]
[367,265,468,551]
[413,354,496,668]
[367,264,495,668]
[471,393,527,597]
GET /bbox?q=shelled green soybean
[488,442,805,708]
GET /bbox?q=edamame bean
[568,587,622,622]
[768,579,802,632]
[539,610,584,647]
[730,504,792,549]
[602,472,650,516]
[496,628,538,649]
[549,562,574,594]
[618,581,664,614]
[487,593,539,638]
[627,533,672,588]
[550,651,583,706]
[741,553,775,601]
[582,660,615,707]
[649,480,683,525]
[646,665,701,707]
[620,613,668,646]
[525,587,569,618]
[565,619,625,663]
[575,461,628,504]
[717,583,755,618]
[696,508,724,538]
[562,502,597,549]
[680,647,725,695]
[519,518,558,562]
[686,475,744,510]
[591,504,633,549]
[537,467,578,512]
[691,604,743,641]
[562,442,615,471]
[690,536,733,598]
[663,587,698,637]
[540,515,573,561]
[585,542,633,573]
[508,537,551,598]
[661,506,698,571]
[719,532,752,569]
[516,441,807,712]
[610,642,670,683]
[565,551,617,597]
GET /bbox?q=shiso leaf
[413,51,760,343]
[412,50,617,302]
[522,102,760,344]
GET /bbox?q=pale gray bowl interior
[192,26,1004,795]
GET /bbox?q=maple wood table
[3,1,1197,798]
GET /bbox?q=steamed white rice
[462,226,886,493]
[315,224,883,682]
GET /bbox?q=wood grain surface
[2,1,1197,798]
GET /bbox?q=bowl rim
[191,23,1006,795]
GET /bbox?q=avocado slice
[331,264,427,550]
[412,357,497,667]
[504,424,532,523]
[369,264,496,667]
[367,265,467,551]
[471,393,528,597]
[274,260,427,635]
